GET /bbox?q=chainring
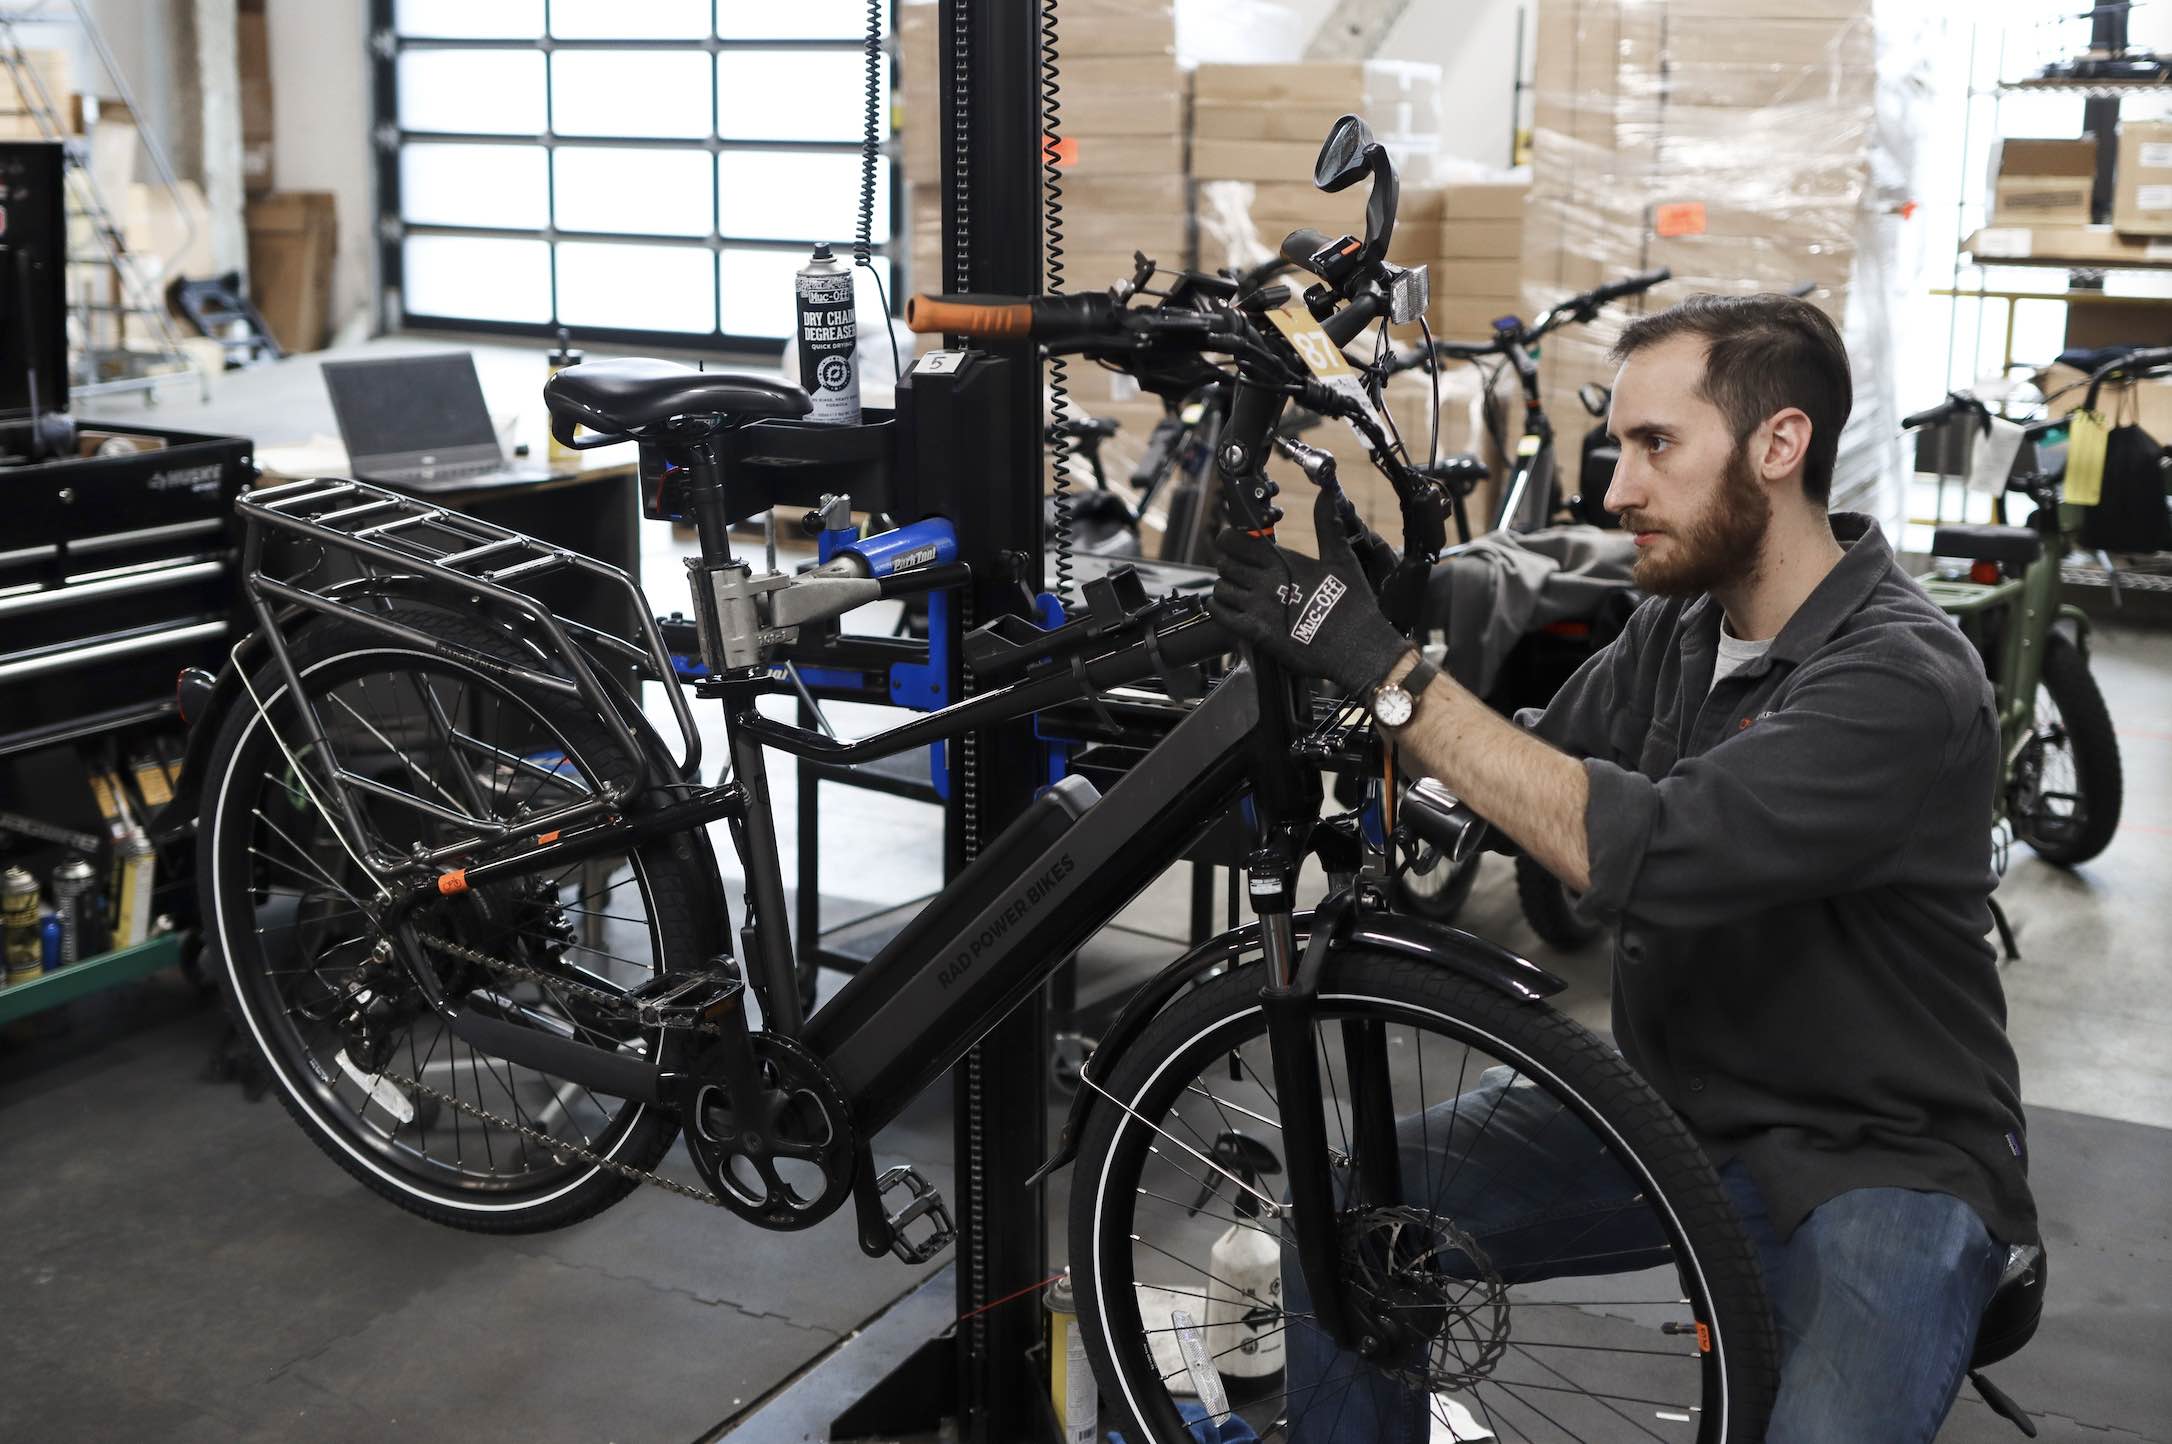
[680,1032,858,1231]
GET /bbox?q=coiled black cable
[1041,0,1079,605]
[855,0,900,383]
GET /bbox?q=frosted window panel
[401,144,548,229]
[398,52,546,134]
[557,242,718,333]
[719,151,889,242]
[556,148,714,236]
[394,0,542,38]
[720,248,890,340]
[552,0,710,39]
[716,53,881,141]
[717,0,886,40]
[403,235,553,323]
[552,52,713,139]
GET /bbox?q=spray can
[3,866,42,985]
[1203,1133,1286,1393]
[794,244,861,426]
[51,856,95,967]
[547,328,585,463]
[1044,1271,1097,1444]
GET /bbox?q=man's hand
[1210,485,1410,695]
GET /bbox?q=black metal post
[936,2,1052,1440]
[2084,2,2129,228]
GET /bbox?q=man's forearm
[1384,654,1593,892]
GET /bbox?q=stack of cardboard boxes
[1434,179,1530,342]
[1190,61,1446,298]
[1522,0,1875,422]
[899,0,1184,446]
[0,47,72,137]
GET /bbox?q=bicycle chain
[415,930,727,1036]
[381,930,732,1207]
[375,1057,726,1209]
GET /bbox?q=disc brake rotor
[1342,1205,1511,1391]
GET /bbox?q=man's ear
[1759,407,1813,486]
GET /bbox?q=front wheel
[1070,952,1776,1442]
[2011,629,2122,866]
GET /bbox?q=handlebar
[1901,392,1991,433]
[1586,267,1671,309]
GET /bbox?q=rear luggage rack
[237,477,700,791]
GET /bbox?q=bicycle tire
[1071,952,1776,1442]
[2013,629,2122,866]
[1391,850,1482,925]
[1516,853,1604,949]
[198,607,715,1233]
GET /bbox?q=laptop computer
[322,351,570,491]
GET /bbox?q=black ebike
[187,119,1783,1441]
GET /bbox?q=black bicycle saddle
[544,358,810,437]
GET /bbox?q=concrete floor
[1,564,2166,1440]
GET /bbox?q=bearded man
[1211,293,2037,1441]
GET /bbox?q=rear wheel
[199,608,715,1232]
[1071,953,1776,1442]
[2011,629,2122,866]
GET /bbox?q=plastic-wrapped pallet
[1522,0,1913,523]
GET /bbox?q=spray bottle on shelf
[1199,1130,1286,1394]
[794,244,861,426]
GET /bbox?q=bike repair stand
[825,2,1061,1440]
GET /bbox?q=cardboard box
[1990,136,2095,226]
[2059,297,2172,351]
[2115,121,2172,237]
[1192,61,1442,110]
[245,191,338,352]
[1192,137,1335,184]
[1437,219,1524,259]
[1060,88,1185,137]
[1432,258,1523,297]
[239,10,274,194]
[1192,99,1437,146]
[2037,361,2172,442]
[1064,133,1186,177]
[1055,0,1176,58]
[1964,224,2167,266]
[1440,182,1527,221]
[0,48,73,136]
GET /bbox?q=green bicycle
[1903,391,2124,896]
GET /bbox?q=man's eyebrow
[1612,420,1673,444]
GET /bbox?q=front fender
[1027,906,1563,1188]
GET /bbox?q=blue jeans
[1282,1070,2006,1442]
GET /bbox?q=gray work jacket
[1522,513,2037,1245]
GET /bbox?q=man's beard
[1622,442,1771,597]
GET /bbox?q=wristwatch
[1371,653,1440,729]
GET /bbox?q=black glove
[1210,484,1411,695]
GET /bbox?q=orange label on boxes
[1654,201,1708,238]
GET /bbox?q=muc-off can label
[795,244,861,426]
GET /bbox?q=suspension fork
[1237,652,1403,1350]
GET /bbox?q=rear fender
[1026,906,1563,1187]
[164,575,723,903]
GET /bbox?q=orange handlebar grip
[905,294,1033,338]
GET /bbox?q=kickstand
[1970,1370,2037,1437]
[1988,896,2020,963]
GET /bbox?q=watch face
[1373,684,1414,728]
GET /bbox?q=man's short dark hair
[1610,293,1853,505]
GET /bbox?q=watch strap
[1400,655,1440,698]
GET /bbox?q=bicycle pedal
[625,969,743,1028]
[876,1164,955,1265]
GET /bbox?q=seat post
[681,425,740,568]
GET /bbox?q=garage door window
[375,0,895,349]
